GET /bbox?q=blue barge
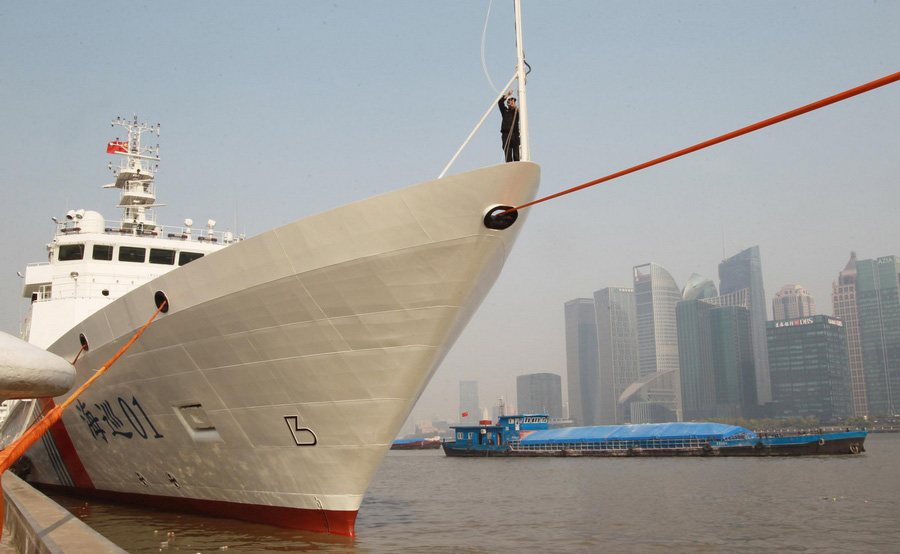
[443,415,866,457]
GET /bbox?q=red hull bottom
[33,483,358,537]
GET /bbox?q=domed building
[682,273,718,301]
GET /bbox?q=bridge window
[58,244,84,261]
[178,252,204,266]
[92,244,113,261]
[119,246,146,263]
[149,248,176,265]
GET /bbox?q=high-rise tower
[767,316,852,422]
[832,252,867,415]
[593,287,639,424]
[773,284,816,320]
[564,298,600,425]
[856,255,900,416]
[633,263,681,377]
[516,373,563,419]
[459,381,479,425]
[633,263,681,418]
[719,246,771,405]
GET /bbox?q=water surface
[48,433,900,552]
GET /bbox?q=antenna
[106,116,163,233]
[514,0,529,161]
[721,223,727,261]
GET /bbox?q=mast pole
[514,0,529,161]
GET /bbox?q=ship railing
[55,219,242,244]
[510,437,710,452]
[31,274,152,303]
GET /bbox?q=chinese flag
[106,141,128,154]
[461,412,469,417]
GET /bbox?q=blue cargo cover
[519,422,755,444]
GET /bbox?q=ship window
[149,248,176,265]
[92,244,114,261]
[119,246,146,263]
[58,244,84,261]
[178,251,204,266]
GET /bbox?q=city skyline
[408,246,887,426]
[408,246,892,426]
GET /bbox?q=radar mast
[105,115,162,234]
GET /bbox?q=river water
[47,433,900,553]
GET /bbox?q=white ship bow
[16,161,539,535]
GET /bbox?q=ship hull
[13,162,540,536]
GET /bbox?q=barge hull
[442,435,866,457]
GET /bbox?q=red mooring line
[504,70,900,215]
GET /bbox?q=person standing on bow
[498,90,520,162]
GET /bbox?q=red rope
[71,343,87,365]
[0,300,167,539]
[504,70,900,214]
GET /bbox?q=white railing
[54,218,242,244]
[510,437,711,452]
[31,272,162,303]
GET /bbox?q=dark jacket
[498,97,519,135]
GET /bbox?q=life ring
[850,443,860,454]
[818,438,825,446]
[703,442,712,452]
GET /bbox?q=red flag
[106,141,128,154]
[461,412,469,417]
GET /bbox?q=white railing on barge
[508,437,718,452]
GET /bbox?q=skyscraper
[856,255,900,416]
[767,315,852,422]
[459,381,479,425]
[709,305,756,416]
[832,252,867,415]
[772,284,816,320]
[719,246,771,405]
[594,287,639,424]
[516,373,563,419]
[677,298,755,420]
[676,299,717,421]
[564,298,600,425]
[633,263,681,377]
[633,263,681,418]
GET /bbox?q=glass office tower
[832,252,867,415]
[459,380,479,425]
[719,246,771,405]
[856,255,900,416]
[594,287,639,424]
[767,315,852,422]
[516,373,563,419]
[565,298,600,425]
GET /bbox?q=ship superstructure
[21,116,238,348]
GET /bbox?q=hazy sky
[2,1,898,426]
